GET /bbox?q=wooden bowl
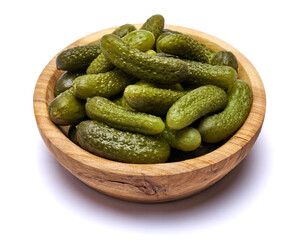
[33,25,266,203]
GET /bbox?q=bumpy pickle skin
[111,24,136,38]
[76,120,170,164]
[167,85,228,130]
[157,33,213,63]
[160,123,201,151]
[73,69,135,100]
[48,87,86,126]
[134,80,184,90]
[183,59,237,90]
[140,14,165,40]
[198,80,253,143]
[56,44,101,72]
[100,34,188,84]
[54,71,84,97]
[87,30,155,74]
[211,51,239,72]
[123,85,187,115]
[85,96,165,135]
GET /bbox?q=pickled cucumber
[76,120,170,164]
[198,80,253,143]
[183,59,237,89]
[87,30,155,74]
[160,123,201,151]
[140,14,164,40]
[54,71,84,97]
[122,30,155,52]
[68,124,79,145]
[48,87,86,126]
[211,51,239,72]
[56,44,101,71]
[73,69,135,99]
[134,80,184,90]
[157,33,213,63]
[85,96,165,135]
[167,85,228,130]
[123,85,186,115]
[112,24,136,38]
[100,34,188,84]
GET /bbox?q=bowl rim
[33,24,266,177]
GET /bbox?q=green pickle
[211,51,239,72]
[160,123,201,151]
[87,30,155,74]
[112,24,136,38]
[198,80,253,143]
[56,44,101,71]
[54,71,84,97]
[157,33,213,63]
[68,124,79,145]
[123,85,186,115]
[183,59,237,89]
[85,96,165,135]
[76,120,170,164]
[100,34,188,84]
[73,69,135,99]
[140,14,165,40]
[167,85,228,130]
[48,88,86,126]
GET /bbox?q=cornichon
[183,59,237,89]
[111,24,136,38]
[76,120,170,164]
[160,123,201,151]
[123,85,187,115]
[140,14,164,40]
[48,87,86,126]
[100,34,188,84]
[54,71,84,97]
[85,96,165,135]
[198,79,253,143]
[73,68,135,99]
[56,44,101,72]
[87,30,155,74]
[157,33,214,63]
[68,124,79,145]
[211,51,239,72]
[134,80,184,90]
[167,85,228,130]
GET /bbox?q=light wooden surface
[33,25,266,203]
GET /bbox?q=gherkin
[76,120,170,164]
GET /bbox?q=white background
[1,0,299,239]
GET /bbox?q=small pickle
[87,30,155,74]
[73,69,135,99]
[123,85,187,115]
[160,123,201,151]
[54,71,84,97]
[167,85,228,130]
[211,51,239,72]
[48,87,86,126]
[183,59,237,89]
[198,80,253,143]
[76,120,170,164]
[140,14,165,40]
[85,96,165,135]
[56,44,101,72]
[100,34,188,84]
[112,24,136,38]
[157,33,214,63]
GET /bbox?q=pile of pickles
[49,14,252,164]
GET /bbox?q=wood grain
[33,25,266,203]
